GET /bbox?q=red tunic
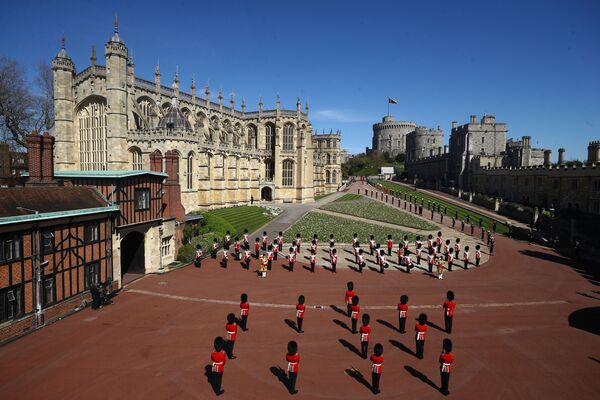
[415,323,427,341]
[439,352,455,373]
[211,351,227,372]
[226,323,237,342]
[443,300,456,317]
[350,304,360,320]
[286,353,300,373]
[331,254,338,264]
[370,354,384,374]
[359,325,371,342]
[397,303,408,318]
[296,304,305,319]
[476,250,481,259]
[387,239,393,249]
[234,242,240,252]
[345,290,355,304]
[255,242,260,252]
[288,253,296,263]
[240,302,250,317]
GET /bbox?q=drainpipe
[158,227,164,272]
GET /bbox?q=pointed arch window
[78,97,107,170]
[265,124,275,151]
[283,124,294,151]
[326,170,331,184]
[247,125,257,149]
[282,160,294,186]
[130,148,143,170]
[187,152,194,189]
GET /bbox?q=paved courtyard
[0,187,599,399]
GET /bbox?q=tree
[0,57,54,148]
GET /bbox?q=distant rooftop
[22,170,168,179]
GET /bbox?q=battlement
[478,163,597,173]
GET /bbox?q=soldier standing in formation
[398,294,409,333]
[359,313,372,359]
[415,313,428,359]
[296,295,306,333]
[439,338,455,396]
[443,290,456,334]
[286,341,300,395]
[209,337,227,396]
[370,343,384,394]
[239,293,250,331]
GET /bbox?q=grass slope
[333,193,363,202]
[321,197,438,231]
[374,180,508,234]
[283,211,415,244]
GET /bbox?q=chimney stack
[469,115,477,124]
[587,141,600,164]
[522,136,531,149]
[558,148,565,166]
[150,150,163,172]
[26,131,43,182]
[451,121,457,129]
[41,132,55,181]
[543,150,552,167]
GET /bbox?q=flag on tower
[388,98,398,104]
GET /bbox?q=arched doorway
[121,231,145,283]
[261,187,272,202]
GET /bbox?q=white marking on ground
[125,289,568,310]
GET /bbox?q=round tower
[52,35,76,171]
[372,116,416,156]
[104,16,129,170]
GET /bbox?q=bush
[472,194,495,210]
[177,243,195,263]
[499,201,535,224]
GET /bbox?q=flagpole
[387,100,390,117]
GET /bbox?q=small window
[43,277,54,307]
[1,287,23,322]
[85,262,100,289]
[161,237,172,258]
[135,188,150,210]
[42,230,54,254]
[84,223,100,243]
[1,235,21,263]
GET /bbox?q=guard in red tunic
[352,233,358,249]
[329,234,336,250]
[358,249,366,273]
[370,343,384,394]
[475,244,481,267]
[211,238,219,259]
[443,291,456,334]
[350,295,360,333]
[225,313,238,359]
[415,313,428,359]
[444,239,450,261]
[240,293,250,331]
[360,313,372,359]
[296,233,302,252]
[331,248,338,273]
[345,281,355,316]
[387,235,393,256]
[403,235,409,255]
[310,239,317,256]
[379,249,387,274]
[278,231,284,252]
[296,295,306,333]
[221,243,230,268]
[234,237,241,261]
[286,340,300,394]
[194,244,203,268]
[404,254,413,273]
[436,231,443,253]
[254,238,261,258]
[243,245,252,269]
[273,240,279,260]
[224,230,231,248]
[209,336,227,396]
[288,247,296,272]
[439,338,455,396]
[369,235,376,256]
[398,294,409,333]
[427,234,434,252]
[243,229,249,248]
[309,249,317,272]
[427,248,435,273]
[267,245,274,270]
[463,246,470,270]
[260,231,268,251]
[415,243,423,265]
[397,244,405,266]
[447,248,454,271]
[313,234,319,249]
[454,238,461,259]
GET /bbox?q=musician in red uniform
[240,293,250,331]
[278,231,284,252]
[447,248,454,271]
[443,290,456,334]
[262,231,268,251]
[345,281,355,316]
[296,233,302,252]
[234,237,241,261]
[357,249,366,273]
[331,248,338,273]
[194,244,203,268]
[225,313,238,359]
[475,244,481,266]
[243,228,249,248]
[254,238,261,258]
[359,313,372,359]
[397,244,405,266]
[273,239,279,260]
[243,245,252,269]
[415,313,428,359]
[436,231,443,253]
[370,343,384,394]
[267,245,273,270]
[288,247,296,272]
[350,295,360,334]
[415,242,423,265]
[454,238,461,259]
[444,239,450,261]
[211,238,219,259]
[463,245,470,270]
[309,249,317,272]
[397,294,409,333]
[286,340,300,394]
[439,338,455,395]
[296,295,306,333]
[387,234,393,256]
[209,336,227,396]
[369,235,376,256]
[403,235,409,255]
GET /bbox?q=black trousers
[289,371,298,393]
[445,315,453,333]
[268,260,272,270]
[448,262,453,271]
[416,339,425,359]
[464,260,468,269]
[416,256,421,265]
[372,372,381,393]
[332,263,336,273]
[297,317,303,332]
[274,253,278,260]
[476,258,480,267]
[241,315,248,330]
[361,341,368,359]
[310,262,315,272]
[225,341,235,358]
[278,243,282,251]
[399,316,406,333]
[440,371,450,395]
[351,318,357,333]
[289,262,294,271]
[212,371,223,393]
[428,263,433,273]
[388,248,391,256]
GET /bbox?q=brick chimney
[25,131,43,183]
[163,150,185,222]
[150,150,163,172]
[41,132,55,181]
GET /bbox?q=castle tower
[104,16,129,170]
[52,34,76,171]
[587,141,600,164]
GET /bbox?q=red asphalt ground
[1,235,599,399]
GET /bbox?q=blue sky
[1,0,599,159]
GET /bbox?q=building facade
[52,22,342,212]
[313,131,342,194]
[405,126,445,162]
[0,142,27,187]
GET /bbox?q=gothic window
[332,171,338,184]
[187,152,194,189]
[283,124,294,151]
[333,155,337,164]
[265,124,275,151]
[265,159,274,181]
[130,148,143,170]
[78,97,107,171]
[282,160,294,186]
[326,170,331,184]
[137,97,157,127]
[327,154,331,164]
[247,125,257,149]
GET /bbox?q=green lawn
[283,211,415,244]
[373,180,509,234]
[315,192,335,201]
[321,197,438,230]
[333,193,363,202]
[208,206,271,235]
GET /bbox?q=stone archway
[120,231,145,283]
[261,186,273,202]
